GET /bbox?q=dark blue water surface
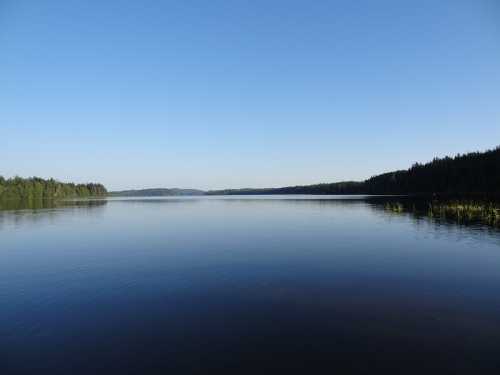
[1,196,500,374]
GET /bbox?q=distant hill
[110,188,205,197]
[206,181,365,195]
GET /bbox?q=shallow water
[1,196,500,373]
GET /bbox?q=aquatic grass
[384,199,500,228]
[384,202,404,213]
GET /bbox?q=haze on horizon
[1,0,499,191]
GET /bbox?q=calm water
[2,196,500,374]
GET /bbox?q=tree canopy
[364,146,500,194]
[0,176,107,201]
[207,146,500,196]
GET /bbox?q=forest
[208,146,500,196]
[364,146,500,195]
[0,176,107,201]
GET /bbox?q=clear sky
[1,0,499,190]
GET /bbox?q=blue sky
[1,0,499,190]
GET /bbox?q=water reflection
[2,195,499,235]
[0,199,107,231]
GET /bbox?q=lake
[2,196,500,374]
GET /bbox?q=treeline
[0,176,107,201]
[207,146,500,195]
[5,146,497,200]
[364,146,500,194]
[207,181,365,195]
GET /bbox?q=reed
[384,199,500,227]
